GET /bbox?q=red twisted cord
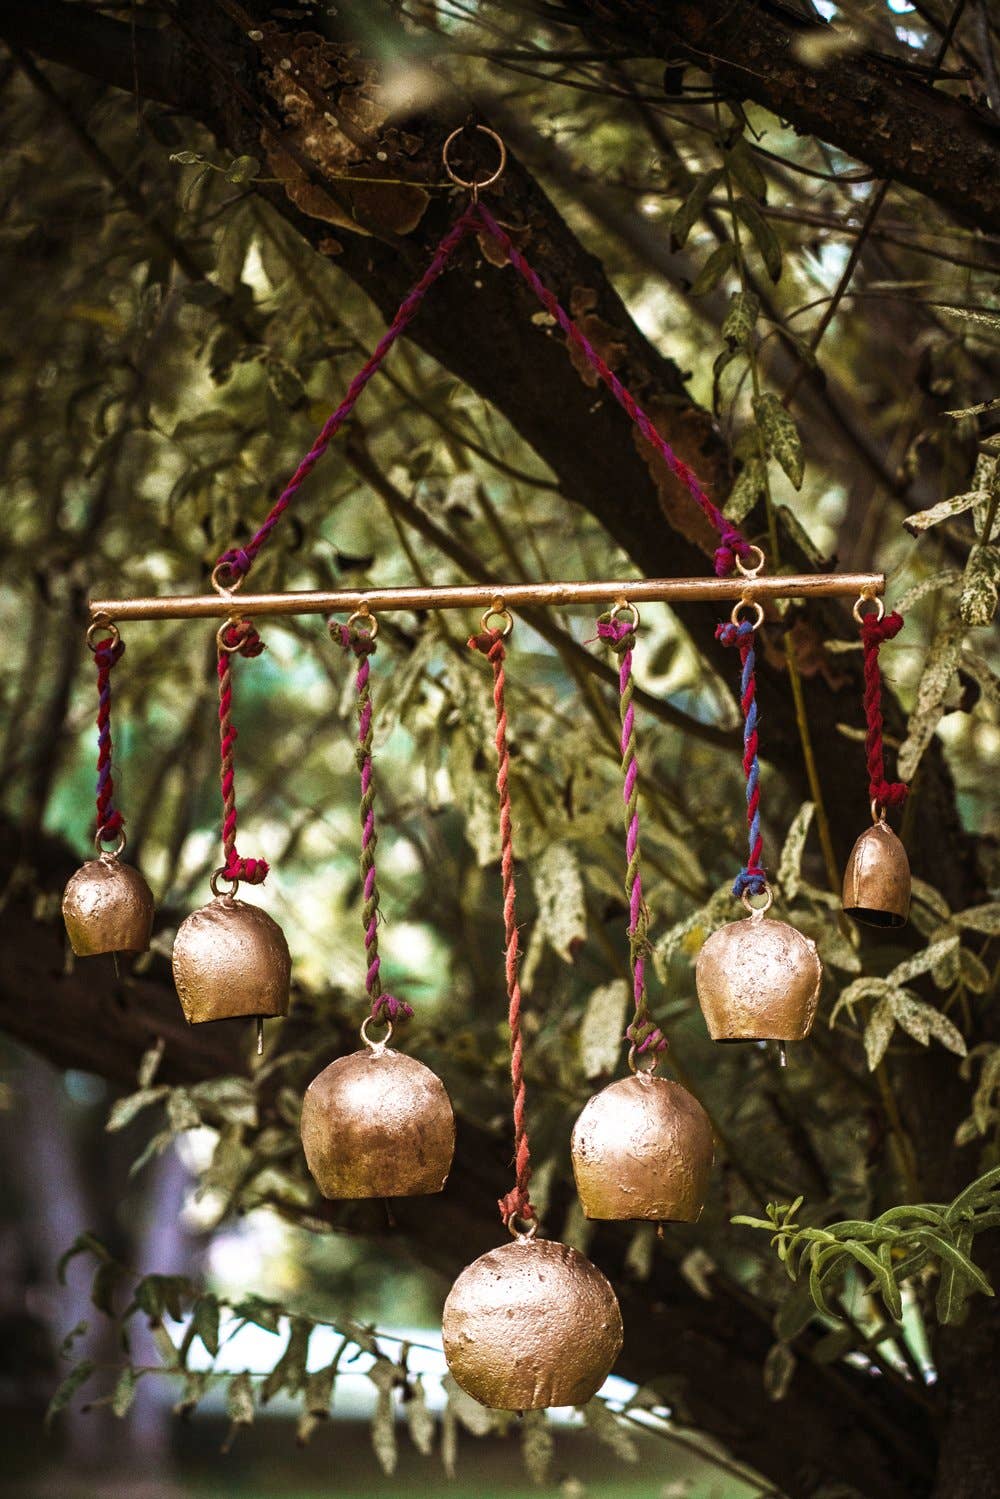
[217,619,269,885]
[468,626,535,1230]
[861,611,909,811]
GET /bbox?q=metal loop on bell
[442,124,507,200]
[871,797,887,824]
[87,614,121,653]
[360,1013,393,1053]
[740,885,774,918]
[627,1043,658,1076]
[94,824,127,858]
[209,867,240,899]
[480,596,513,637]
[730,597,765,630]
[346,605,378,640]
[211,560,244,598]
[852,590,884,625]
[610,597,640,631]
[507,1212,539,1241]
[734,544,766,579]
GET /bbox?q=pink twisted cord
[215,203,480,584]
[217,619,269,885]
[474,202,752,576]
[93,634,126,839]
[468,626,536,1230]
[333,621,413,1026]
[596,614,665,1056]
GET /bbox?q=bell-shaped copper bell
[571,1071,713,1222]
[842,817,910,928]
[172,882,290,1025]
[300,1021,455,1199]
[696,894,821,1043]
[442,1234,623,1410]
[62,838,155,957]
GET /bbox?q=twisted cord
[94,636,126,838]
[861,611,909,810]
[474,201,752,577]
[596,615,666,1056]
[715,620,767,898]
[216,205,479,583]
[333,623,413,1026]
[217,619,269,885]
[468,626,535,1230]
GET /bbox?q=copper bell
[171,874,290,1025]
[442,1233,623,1410]
[62,834,154,957]
[571,1071,713,1222]
[300,1019,455,1199]
[842,814,910,928]
[696,891,821,1043]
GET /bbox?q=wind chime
[63,126,909,1410]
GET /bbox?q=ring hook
[730,598,765,630]
[610,598,640,631]
[87,615,120,653]
[740,885,774,918]
[853,592,885,625]
[480,597,513,637]
[442,125,507,199]
[346,606,379,640]
[210,868,240,899]
[735,545,766,579]
[360,1014,393,1052]
[95,825,127,858]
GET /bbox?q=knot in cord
[221,618,265,657]
[596,617,637,653]
[714,527,755,579]
[715,618,755,649]
[861,610,905,650]
[216,546,253,583]
[468,627,506,661]
[334,622,377,658]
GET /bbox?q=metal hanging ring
[627,1044,658,1076]
[211,561,245,598]
[442,125,507,196]
[730,598,765,630]
[86,615,120,653]
[216,617,253,654]
[741,885,774,917]
[210,868,240,899]
[871,798,887,825]
[610,598,640,631]
[360,1014,393,1052]
[507,1212,539,1241]
[480,597,513,637]
[735,545,766,579]
[346,607,379,640]
[853,591,885,625]
[94,825,127,858]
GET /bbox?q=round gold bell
[442,1234,623,1410]
[300,1022,455,1199]
[842,816,910,928]
[62,838,154,957]
[696,894,821,1043]
[571,1071,713,1222]
[171,882,290,1025]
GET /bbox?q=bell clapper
[777,1040,788,1068]
[256,1016,264,1056]
[112,951,120,981]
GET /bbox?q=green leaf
[106,1087,168,1132]
[91,1259,123,1315]
[261,1318,311,1403]
[734,197,782,280]
[193,1294,220,1357]
[166,1088,201,1134]
[888,936,960,988]
[811,1327,858,1365]
[404,1374,435,1456]
[725,138,767,202]
[753,392,804,489]
[724,455,766,523]
[847,1240,903,1320]
[960,543,1000,626]
[169,150,205,166]
[690,242,736,296]
[772,1281,818,1341]
[45,1361,95,1426]
[137,1039,165,1088]
[777,801,815,901]
[224,155,261,185]
[520,1409,553,1483]
[954,902,1000,935]
[903,491,987,536]
[533,842,586,963]
[721,290,760,348]
[670,168,723,249]
[898,610,964,781]
[222,1371,255,1451]
[57,1231,109,1284]
[581,1397,639,1461]
[578,980,630,1079]
[369,1358,398,1475]
[864,995,896,1070]
[762,1341,796,1401]
[936,1226,976,1324]
[111,1366,139,1418]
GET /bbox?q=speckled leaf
[960,543,1000,625]
[581,1397,639,1461]
[863,995,896,1070]
[903,490,986,535]
[777,801,815,901]
[735,197,782,280]
[753,392,804,489]
[898,612,964,781]
[521,1410,553,1483]
[405,1375,434,1456]
[721,290,760,348]
[533,842,586,962]
[955,902,1000,935]
[670,168,723,248]
[369,1358,397,1475]
[690,242,736,296]
[579,980,630,1079]
[724,456,766,522]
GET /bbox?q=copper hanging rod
[89,573,884,623]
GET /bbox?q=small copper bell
[62,834,154,957]
[571,1071,713,1222]
[442,1233,623,1410]
[300,1020,455,1198]
[171,875,290,1025]
[842,814,910,928]
[696,891,821,1043]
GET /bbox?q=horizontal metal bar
[89,572,884,623]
